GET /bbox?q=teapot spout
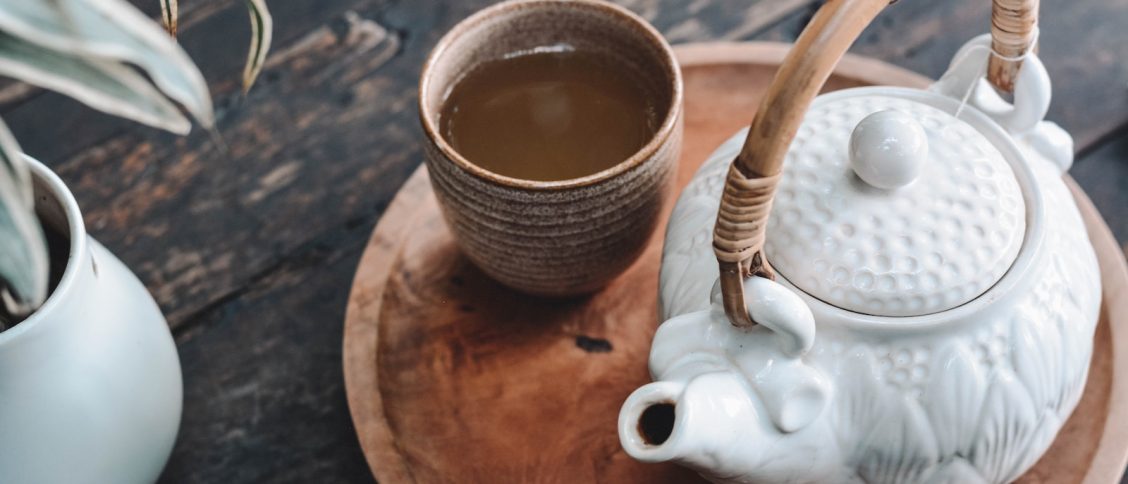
[618,380,687,464]
[619,371,766,477]
[620,371,844,483]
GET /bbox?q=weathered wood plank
[839,0,1128,151]
[159,224,377,483]
[613,0,812,43]
[638,0,1128,155]
[1070,128,1128,260]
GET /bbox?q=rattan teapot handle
[713,0,1039,328]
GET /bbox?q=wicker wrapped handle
[988,0,1040,92]
[713,0,1039,328]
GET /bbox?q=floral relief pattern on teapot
[619,33,1101,484]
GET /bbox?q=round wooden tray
[343,42,1128,483]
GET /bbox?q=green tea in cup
[439,47,660,182]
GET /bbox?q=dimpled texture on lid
[765,94,1025,317]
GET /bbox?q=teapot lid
[765,92,1025,317]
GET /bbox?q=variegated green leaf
[242,0,272,93]
[0,116,47,326]
[0,113,29,208]
[159,0,177,37]
[0,30,191,133]
[0,0,212,129]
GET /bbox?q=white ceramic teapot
[618,0,1101,482]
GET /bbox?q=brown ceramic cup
[419,0,683,296]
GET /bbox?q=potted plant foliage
[0,0,270,482]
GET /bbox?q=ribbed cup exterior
[425,119,680,295]
[419,0,683,296]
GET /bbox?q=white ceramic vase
[0,157,182,484]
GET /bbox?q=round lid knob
[849,110,927,189]
[765,93,1026,317]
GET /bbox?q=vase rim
[0,156,88,344]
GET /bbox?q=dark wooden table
[5,0,1125,482]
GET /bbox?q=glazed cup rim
[0,156,87,344]
[418,0,683,191]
